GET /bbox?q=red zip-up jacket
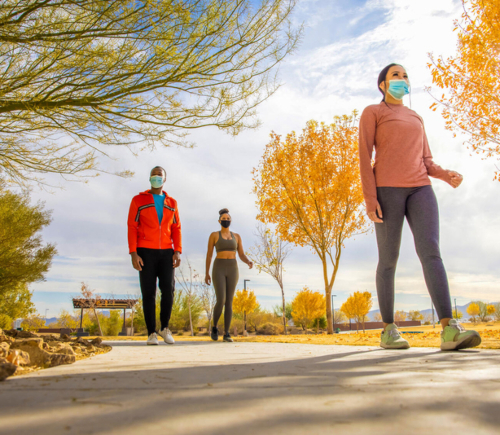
[127,190,182,254]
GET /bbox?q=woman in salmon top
[358,63,480,351]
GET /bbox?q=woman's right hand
[367,202,383,223]
[205,274,211,286]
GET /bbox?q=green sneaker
[441,319,481,351]
[380,323,410,349]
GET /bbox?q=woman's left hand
[448,171,463,188]
[247,261,253,269]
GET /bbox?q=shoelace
[388,329,401,338]
[450,322,465,332]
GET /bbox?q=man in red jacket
[127,166,182,345]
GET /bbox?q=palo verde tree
[428,0,500,180]
[0,184,56,321]
[0,0,301,185]
[253,114,369,334]
[247,223,292,334]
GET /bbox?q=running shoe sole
[223,337,233,342]
[441,332,481,351]
[380,341,410,349]
[146,342,159,345]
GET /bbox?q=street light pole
[244,279,250,291]
[454,298,458,319]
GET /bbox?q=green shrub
[257,322,283,335]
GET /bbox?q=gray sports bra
[215,231,238,253]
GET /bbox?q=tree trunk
[244,311,247,333]
[93,307,103,336]
[280,283,287,335]
[316,318,319,334]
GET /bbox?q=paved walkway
[1,341,499,435]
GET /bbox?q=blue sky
[29,0,500,319]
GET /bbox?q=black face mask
[220,220,231,228]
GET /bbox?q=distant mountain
[364,301,499,321]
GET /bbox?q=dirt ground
[92,321,500,349]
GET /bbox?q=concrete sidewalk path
[1,341,499,435]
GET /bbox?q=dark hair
[150,166,166,179]
[377,63,402,102]
[219,208,230,218]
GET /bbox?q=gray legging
[212,258,239,333]
[375,186,453,324]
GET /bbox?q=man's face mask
[150,175,164,189]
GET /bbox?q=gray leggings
[375,186,453,324]
[212,258,239,332]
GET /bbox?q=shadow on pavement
[0,342,499,435]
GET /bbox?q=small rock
[6,349,30,366]
[59,333,71,341]
[0,342,10,358]
[0,333,14,345]
[74,337,89,345]
[0,362,17,381]
[90,337,102,346]
[5,330,38,339]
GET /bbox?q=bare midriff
[216,251,236,260]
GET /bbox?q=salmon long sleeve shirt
[358,102,452,213]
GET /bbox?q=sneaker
[158,327,175,345]
[223,333,233,343]
[441,319,481,351]
[147,332,159,345]
[380,323,410,349]
[211,326,219,341]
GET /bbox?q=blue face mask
[150,175,164,189]
[387,80,410,100]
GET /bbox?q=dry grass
[94,322,500,350]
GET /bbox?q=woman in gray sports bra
[205,208,253,342]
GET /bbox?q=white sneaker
[147,332,159,345]
[158,328,175,345]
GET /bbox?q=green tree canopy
[0,0,301,185]
[0,185,56,319]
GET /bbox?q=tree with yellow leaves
[253,114,369,333]
[428,0,500,180]
[467,302,480,324]
[0,0,301,185]
[340,291,373,332]
[408,310,424,322]
[394,310,408,324]
[291,287,325,331]
[487,304,496,317]
[233,289,259,334]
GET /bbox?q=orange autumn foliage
[428,0,500,180]
[291,287,326,331]
[340,291,373,332]
[253,114,369,333]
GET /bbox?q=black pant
[375,186,453,324]
[137,248,175,335]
